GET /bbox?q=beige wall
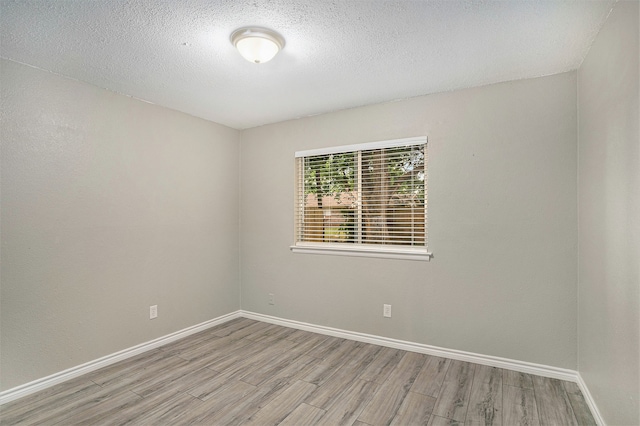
[577,1,640,425]
[0,59,241,390]
[241,72,578,369]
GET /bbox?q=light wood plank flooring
[0,318,596,425]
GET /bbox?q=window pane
[361,145,424,245]
[301,152,356,243]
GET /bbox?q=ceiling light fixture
[230,27,285,64]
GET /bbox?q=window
[292,137,431,260]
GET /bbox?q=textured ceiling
[1,0,615,129]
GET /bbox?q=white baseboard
[576,373,606,426]
[240,310,579,382]
[0,310,241,405]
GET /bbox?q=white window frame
[291,136,432,261]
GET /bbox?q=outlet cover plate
[383,304,391,318]
[150,305,158,319]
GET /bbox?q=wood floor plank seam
[532,372,543,426]
[462,365,475,425]
[427,355,453,403]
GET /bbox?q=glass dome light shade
[231,27,285,64]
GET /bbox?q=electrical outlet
[268,293,275,305]
[150,305,158,319]
[383,304,391,318]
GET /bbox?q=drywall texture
[0,59,240,390]
[241,72,578,369]
[577,1,640,425]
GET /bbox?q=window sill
[290,243,432,261]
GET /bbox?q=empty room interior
[0,1,638,425]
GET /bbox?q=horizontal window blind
[294,137,427,252]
